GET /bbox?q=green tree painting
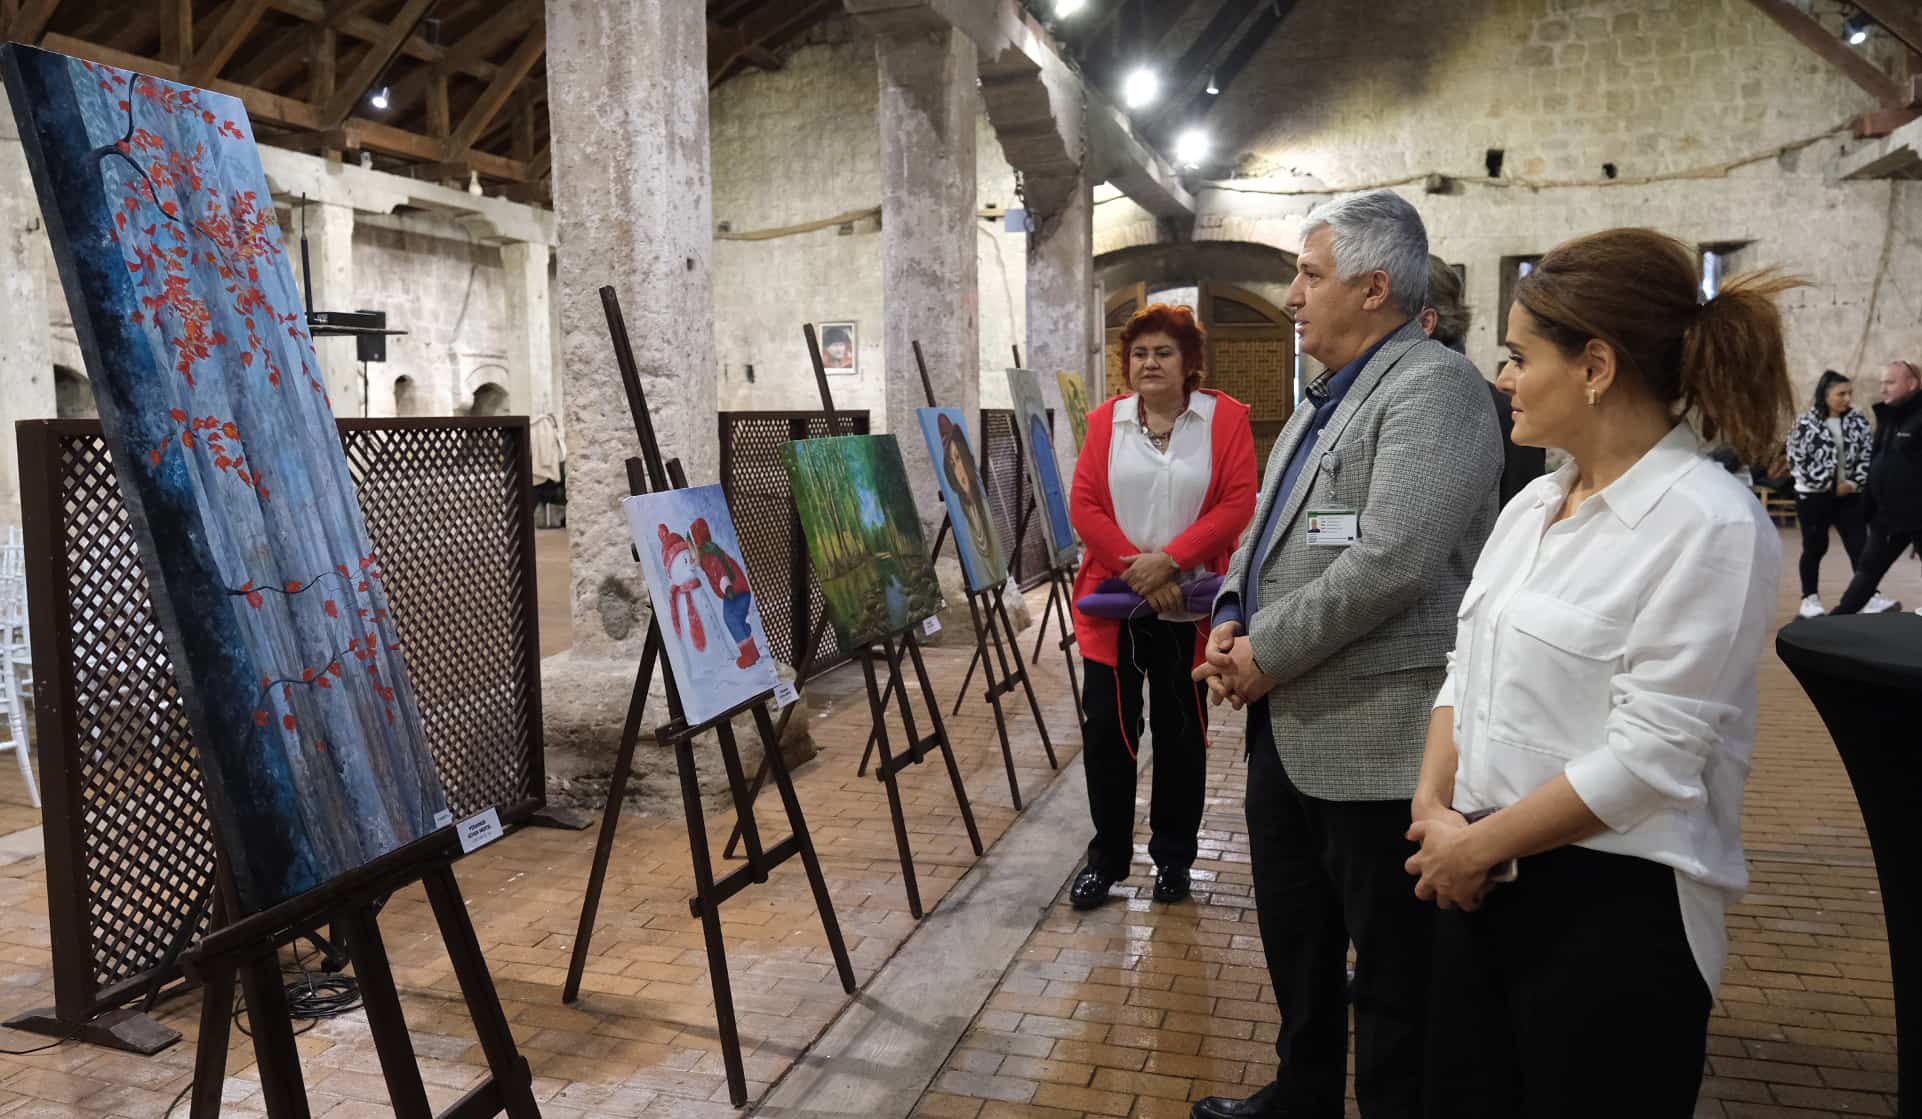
[780,435,944,647]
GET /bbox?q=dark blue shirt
[1216,331,1390,628]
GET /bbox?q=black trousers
[1245,739,1432,1118]
[1836,524,1920,614]
[1795,490,1866,595]
[1079,618,1207,878]
[1426,845,1711,1119]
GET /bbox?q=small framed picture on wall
[819,322,857,376]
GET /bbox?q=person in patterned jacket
[689,517,762,670]
[1785,370,1886,616]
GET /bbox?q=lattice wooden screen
[979,409,1052,590]
[18,417,545,1026]
[717,411,869,678]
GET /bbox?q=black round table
[1777,613,1922,1116]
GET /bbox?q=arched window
[54,364,96,419]
[470,383,509,417]
[394,375,419,417]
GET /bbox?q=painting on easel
[624,486,780,725]
[1007,368,1079,568]
[781,434,944,647]
[1056,371,1092,452]
[2,45,447,914]
[917,408,1005,594]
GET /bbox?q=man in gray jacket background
[1192,192,1503,1119]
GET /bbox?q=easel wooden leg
[339,906,433,1119]
[903,632,985,857]
[562,627,659,1003]
[187,964,234,1119]
[856,664,903,778]
[241,955,312,1119]
[995,587,1059,769]
[859,648,923,918]
[667,739,749,1106]
[715,720,769,878]
[967,590,1023,808]
[423,866,541,1119]
[1042,566,1084,718]
[751,703,857,992]
[1030,575,1060,666]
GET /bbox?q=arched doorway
[394,375,420,417]
[1101,242,1297,467]
[468,383,509,417]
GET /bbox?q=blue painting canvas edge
[1005,369,1079,568]
[623,486,780,726]
[2,44,449,914]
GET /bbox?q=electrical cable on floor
[0,1031,80,1055]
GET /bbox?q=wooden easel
[182,833,541,1119]
[560,289,854,1108]
[857,340,1056,810]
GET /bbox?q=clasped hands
[1118,550,1184,615]
[1404,801,1494,912]
[1190,622,1278,710]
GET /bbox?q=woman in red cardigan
[1068,303,1258,909]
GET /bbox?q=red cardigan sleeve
[1070,404,1141,568]
[1164,402,1258,572]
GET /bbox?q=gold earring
[1586,388,1600,406]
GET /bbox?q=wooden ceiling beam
[708,0,837,86]
[10,0,65,43]
[319,0,438,129]
[386,0,539,114]
[266,0,503,85]
[442,26,544,158]
[190,0,275,84]
[159,0,194,67]
[1748,0,1904,107]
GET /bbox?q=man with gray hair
[1192,191,1503,1118]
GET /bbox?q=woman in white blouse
[1403,229,1798,1117]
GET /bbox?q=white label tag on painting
[922,615,943,636]
[457,807,504,854]
[774,681,800,708]
[1305,510,1360,548]
[433,809,454,830]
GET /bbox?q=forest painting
[780,435,944,647]
[3,45,447,915]
[624,486,780,725]
[1057,372,1091,452]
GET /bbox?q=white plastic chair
[0,527,37,809]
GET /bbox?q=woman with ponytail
[1403,229,1797,1117]
[1785,370,1877,617]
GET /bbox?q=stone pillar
[1026,175,1094,495]
[0,90,57,526]
[296,201,363,416]
[876,27,979,535]
[544,0,743,812]
[500,241,554,424]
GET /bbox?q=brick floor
[0,527,1909,1118]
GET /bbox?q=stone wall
[1098,0,1922,407]
[710,27,1028,425]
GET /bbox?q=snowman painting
[657,523,737,675]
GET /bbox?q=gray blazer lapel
[1240,405,1316,576]
[1258,319,1431,569]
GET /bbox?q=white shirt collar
[1531,423,1705,530]
[1115,390,1216,428]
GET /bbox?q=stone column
[499,240,554,422]
[545,0,740,811]
[296,201,363,416]
[0,94,56,526]
[876,26,979,535]
[1025,175,1094,496]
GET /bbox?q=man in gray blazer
[1192,192,1502,1119]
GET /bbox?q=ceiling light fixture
[1122,67,1160,109]
[1205,73,1219,95]
[1845,13,1873,45]
[1175,127,1209,167]
[369,86,390,110]
[1055,0,1086,16]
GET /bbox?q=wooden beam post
[1748,0,1905,107]
[319,0,438,129]
[189,0,274,84]
[309,25,336,104]
[426,69,451,139]
[11,0,65,43]
[160,0,194,66]
[385,0,539,114]
[442,26,545,159]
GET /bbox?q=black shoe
[1191,1081,1286,1119]
[1153,865,1191,904]
[1069,866,1119,910]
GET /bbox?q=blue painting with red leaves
[1,45,448,915]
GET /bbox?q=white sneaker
[1865,593,1901,614]
[1798,594,1826,619]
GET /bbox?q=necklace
[1146,427,1173,453]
